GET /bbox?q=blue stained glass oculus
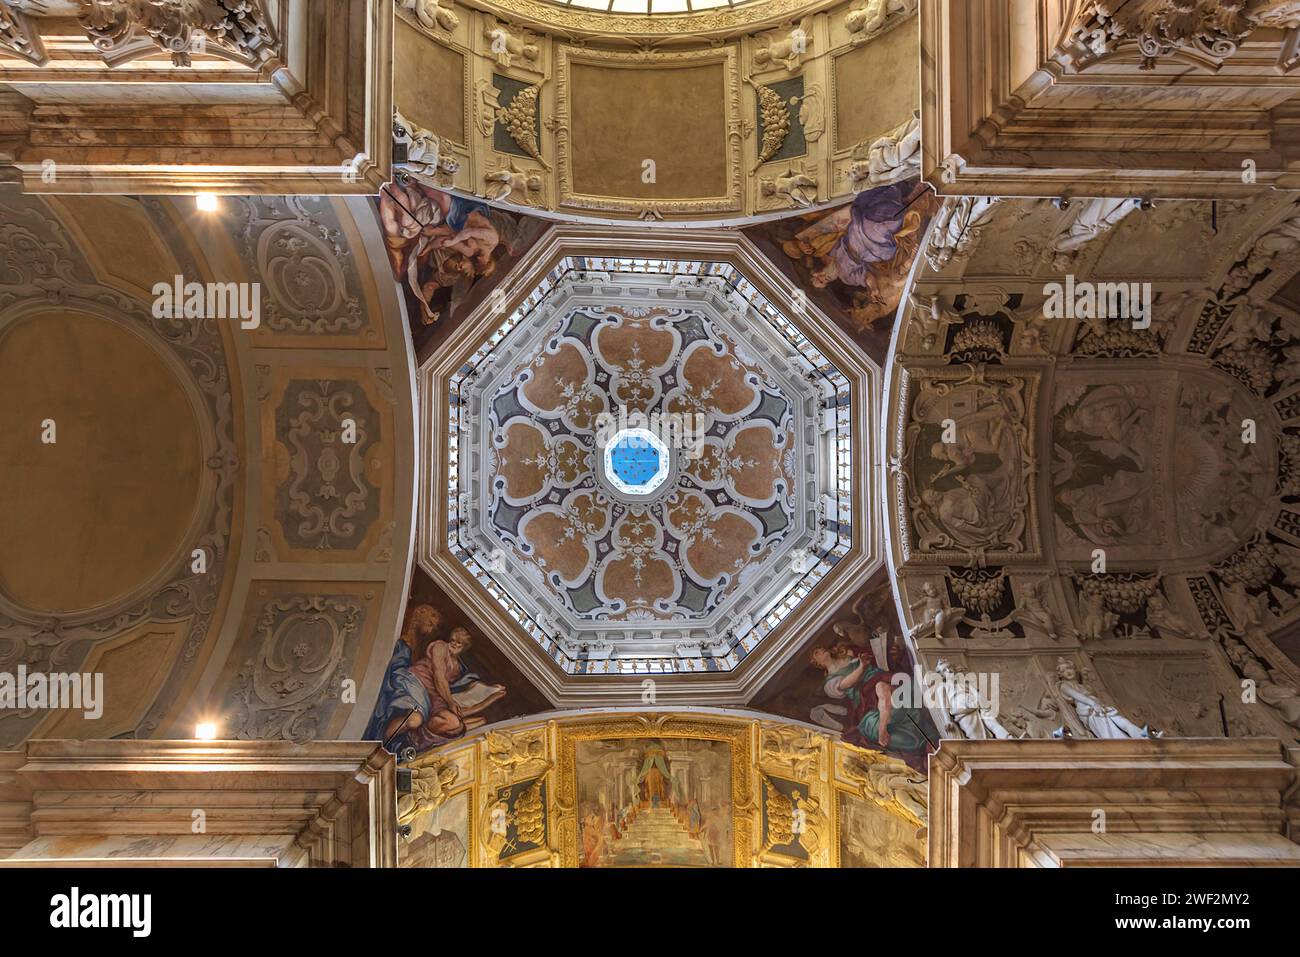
[603,427,670,495]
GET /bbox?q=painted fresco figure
[687,798,702,838]
[635,740,672,808]
[702,805,727,866]
[364,604,506,755]
[378,182,520,325]
[581,807,605,867]
[786,180,915,290]
[809,641,935,771]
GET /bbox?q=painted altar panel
[556,716,753,868]
[391,713,925,867]
[574,736,733,867]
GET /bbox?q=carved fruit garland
[498,84,551,171]
[753,82,790,170]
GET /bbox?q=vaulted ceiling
[887,191,1300,741]
[0,192,416,746]
[0,0,1299,787]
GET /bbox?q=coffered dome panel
[456,260,841,668]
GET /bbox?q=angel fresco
[749,177,939,352]
[378,179,541,331]
[750,573,936,772]
[808,634,935,773]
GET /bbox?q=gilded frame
[554,714,754,867]
[833,785,930,868]
[402,743,478,868]
[553,44,744,217]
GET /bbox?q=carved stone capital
[1068,0,1300,71]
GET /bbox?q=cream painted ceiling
[0,190,416,747]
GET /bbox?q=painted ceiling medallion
[446,253,856,675]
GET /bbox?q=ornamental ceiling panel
[391,0,922,223]
[0,1,393,194]
[479,283,805,629]
[0,190,419,750]
[883,192,1300,753]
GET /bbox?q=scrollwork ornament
[78,0,278,68]
[1065,0,1293,71]
[225,595,361,743]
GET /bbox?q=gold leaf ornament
[498,84,551,171]
[753,82,790,170]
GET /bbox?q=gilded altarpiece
[393,712,927,868]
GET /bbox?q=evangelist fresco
[376,180,546,354]
[744,177,940,363]
[364,570,550,757]
[753,568,938,772]
[574,737,733,867]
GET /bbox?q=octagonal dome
[419,227,881,706]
